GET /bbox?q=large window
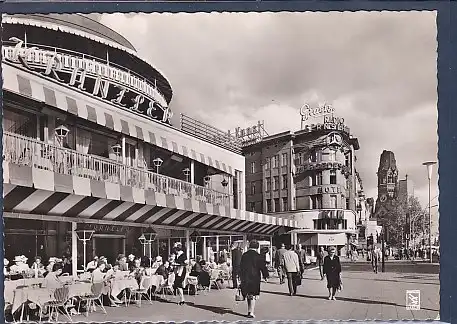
[274,199,280,212]
[282,153,288,166]
[250,182,256,195]
[3,109,37,138]
[266,199,272,213]
[272,155,279,168]
[265,177,271,191]
[329,195,337,208]
[313,172,323,186]
[248,202,256,212]
[329,150,336,161]
[309,151,318,163]
[311,195,323,209]
[282,175,288,189]
[330,170,337,184]
[282,198,288,211]
[250,162,256,173]
[273,176,279,191]
[265,158,271,170]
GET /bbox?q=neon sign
[3,38,173,125]
[302,115,350,135]
[300,103,335,122]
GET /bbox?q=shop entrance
[93,235,125,265]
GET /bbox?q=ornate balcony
[3,131,231,207]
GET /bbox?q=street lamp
[183,168,191,182]
[204,175,211,188]
[75,229,95,272]
[153,158,163,174]
[143,227,157,268]
[422,161,436,264]
[111,143,122,163]
[138,234,147,257]
[55,124,70,139]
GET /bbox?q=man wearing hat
[10,255,30,274]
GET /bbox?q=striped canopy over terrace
[3,162,296,235]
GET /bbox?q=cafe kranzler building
[2,14,297,274]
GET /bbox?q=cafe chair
[128,276,154,307]
[208,270,221,291]
[39,286,72,322]
[156,273,176,301]
[78,282,107,317]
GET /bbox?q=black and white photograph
[2,10,439,322]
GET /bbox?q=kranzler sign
[3,38,173,125]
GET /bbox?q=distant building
[398,175,414,203]
[242,114,362,256]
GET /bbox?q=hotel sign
[295,161,350,174]
[3,38,173,125]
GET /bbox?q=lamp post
[138,234,147,257]
[221,177,229,205]
[153,158,163,174]
[422,161,436,264]
[190,230,201,258]
[111,143,122,160]
[75,229,95,272]
[183,168,191,182]
[142,227,157,268]
[55,124,70,140]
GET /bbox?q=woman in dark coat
[323,246,342,300]
[173,249,187,305]
[239,240,268,319]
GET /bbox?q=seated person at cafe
[130,258,144,284]
[92,261,107,283]
[10,255,30,279]
[151,256,163,270]
[61,255,72,276]
[155,260,170,280]
[42,263,64,289]
[207,256,217,270]
[4,258,9,278]
[127,254,136,271]
[117,254,129,271]
[86,256,99,273]
[31,256,46,278]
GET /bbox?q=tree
[376,195,423,247]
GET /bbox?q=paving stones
[62,262,439,322]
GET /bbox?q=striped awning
[3,162,297,235]
[3,63,236,176]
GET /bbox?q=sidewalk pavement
[61,266,439,322]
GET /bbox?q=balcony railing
[3,132,231,207]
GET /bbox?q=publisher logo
[406,290,420,310]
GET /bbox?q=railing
[2,40,168,106]
[3,132,231,207]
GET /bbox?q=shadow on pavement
[260,289,438,312]
[340,276,439,286]
[184,301,247,318]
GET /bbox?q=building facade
[243,114,361,255]
[2,14,296,271]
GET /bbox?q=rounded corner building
[2,14,296,271]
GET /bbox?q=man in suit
[295,244,306,277]
[317,246,326,280]
[274,243,287,284]
[231,242,243,289]
[283,245,301,296]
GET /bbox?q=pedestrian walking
[317,246,325,280]
[231,242,243,289]
[283,245,301,296]
[372,246,381,273]
[294,245,305,278]
[239,240,269,319]
[274,243,287,284]
[323,246,342,300]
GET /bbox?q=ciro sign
[300,103,335,121]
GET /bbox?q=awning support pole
[242,234,247,252]
[71,222,77,277]
[185,230,190,260]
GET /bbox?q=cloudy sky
[99,11,438,232]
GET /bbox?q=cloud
[99,11,438,222]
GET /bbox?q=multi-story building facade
[2,14,296,272]
[243,114,361,255]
